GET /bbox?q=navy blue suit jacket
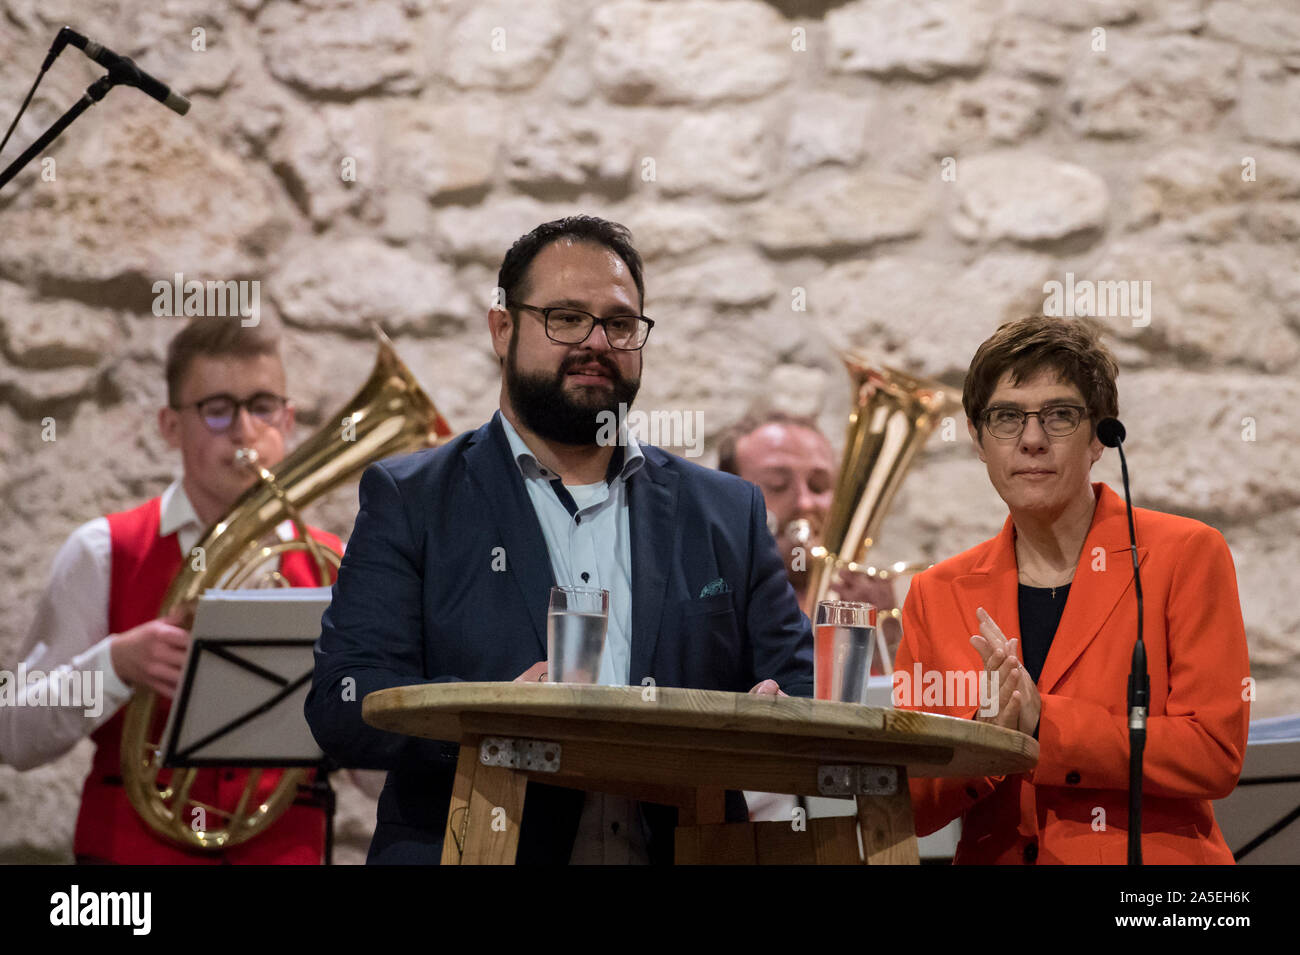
[306,412,813,864]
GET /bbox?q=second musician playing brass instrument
[1,316,343,864]
[716,410,904,661]
[790,355,960,622]
[118,324,450,853]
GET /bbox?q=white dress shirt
[0,481,302,772]
[0,481,203,770]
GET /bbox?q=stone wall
[1,0,1296,863]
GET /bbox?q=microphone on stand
[1097,417,1147,866]
[0,25,191,189]
[59,26,191,115]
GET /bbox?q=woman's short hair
[962,316,1119,437]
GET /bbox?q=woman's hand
[970,607,1041,737]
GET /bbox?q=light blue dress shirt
[498,413,644,686]
[498,413,650,863]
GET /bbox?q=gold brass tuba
[795,353,962,619]
[120,328,453,851]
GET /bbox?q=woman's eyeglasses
[981,405,1087,439]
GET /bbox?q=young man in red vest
[1,315,341,864]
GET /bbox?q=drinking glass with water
[546,586,609,684]
[814,600,877,704]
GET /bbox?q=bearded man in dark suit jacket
[306,216,812,864]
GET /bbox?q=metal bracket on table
[817,765,898,796]
[479,737,562,773]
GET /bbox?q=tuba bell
[119,327,453,852]
[795,352,961,619]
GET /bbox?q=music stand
[160,588,339,863]
[1214,714,1300,864]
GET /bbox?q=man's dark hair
[963,315,1119,441]
[496,215,645,313]
[165,316,282,407]
[716,410,828,475]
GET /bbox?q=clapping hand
[969,607,1041,737]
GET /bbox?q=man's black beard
[506,346,640,446]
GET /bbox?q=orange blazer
[894,482,1250,864]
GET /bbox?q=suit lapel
[462,413,553,658]
[628,447,679,684]
[948,484,1148,696]
[1037,483,1148,694]
[953,516,1021,659]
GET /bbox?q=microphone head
[1097,417,1126,448]
[164,90,191,116]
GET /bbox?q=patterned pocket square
[699,578,730,598]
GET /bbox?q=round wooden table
[364,682,1037,865]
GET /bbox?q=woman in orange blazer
[894,316,1250,865]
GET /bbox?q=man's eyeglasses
[981,405,1087,440]
[173,392,289,434]
[514,304,654,351]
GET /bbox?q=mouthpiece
[785,519,813,547]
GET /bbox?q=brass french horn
[795,353,962,619]
[120,328,453,851]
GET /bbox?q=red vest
[73,496,342,864]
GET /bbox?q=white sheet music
[159,589,333,765]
